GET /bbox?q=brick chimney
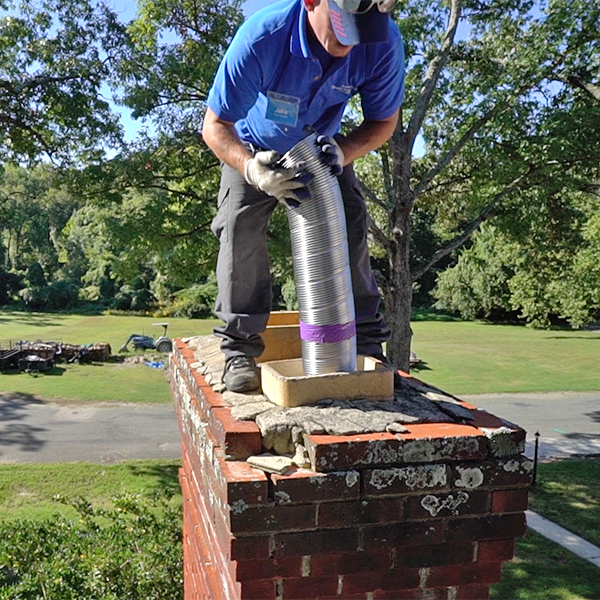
[171,338,531,600]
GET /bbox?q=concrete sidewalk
[526,510,600,569]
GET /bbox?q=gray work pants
[210,161,390,360]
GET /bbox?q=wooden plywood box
[260,356,394,407]
[258,311,302,363]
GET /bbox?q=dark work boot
[223,356,260,393]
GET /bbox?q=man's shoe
[223,356,260,393]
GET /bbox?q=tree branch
[367,213,391,253]
[410,167,534,282]
[356,178,389,212]
[413,105,506,199]
[406,0,461,150]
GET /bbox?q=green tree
[357,0,600,367]
[0,0,126,163]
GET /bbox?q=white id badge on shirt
[266,91,300,127]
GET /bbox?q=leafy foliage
[0,0,125,163]
[0,493,182,600]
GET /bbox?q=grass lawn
[0,311,218,403]
[0,460,181,521]
[529,458,600,548]
[491,458,600,599]
[492,529,600,599]
[410,320,600,395]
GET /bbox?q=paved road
[463,391,600,460]
[1,391,599,463]
[0,393,181,464]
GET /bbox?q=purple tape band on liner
[299,320,356,343]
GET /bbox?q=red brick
[230,503,317,535]
[374,589,446,600]
[425,562,502,588]
[405,490,489,521]
[210,406,263,459]
[281,576,340,599]
[451,457,533,489]
[216,453,269,506]
[364,520,445,548]
[477,539,515,563]
[341,569,421,594]
[447,514,527,542]
[318,497,404,528]
[235,557,303,581]
[272,528,360,558]
[230,535,271,561]
[309,549,394,577]
[456,584,490,599]
[363,464,449,497]
[399,424,489,462]
[396,543,476,568]
[319,595,367,600]
[304,432,402,471]
[239,579,278,600]
[491,488,529,514]
[270,468,360,504]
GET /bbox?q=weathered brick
[477,539,516,562]
[272,528,360,558]
[309,549,394,577]
[451,457,533,489]
[210,406,263,460]
[395,543,476,568]
[425,562,502,588]
[374,589,447,600]
[399,424,489,463]
[270,468,360,504]
[304,432,402,472]
[480,426,526,458]
[341,569,421,594]
[230,535,271,561]
[215,453,269,507]
[447,514,527,542]
[235,557,303,581]
[364,520,445,549]
[318,497,404,528]
[240,578,277,600]
[405,490,489,521]
[363,464,449,497]
[230,503,317,535]
[456,584,490,599]
[491,488,529,514]
[281,576,340,599]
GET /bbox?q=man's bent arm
[202,107,252,175]
[337,110,399,166]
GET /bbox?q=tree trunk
[385,202,413,371]
[384,124,414,372]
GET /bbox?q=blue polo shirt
[206,0,405,154]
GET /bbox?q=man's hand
[244,150,313,208]
[316,135,344,176]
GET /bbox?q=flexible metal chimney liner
[280,134,357,375]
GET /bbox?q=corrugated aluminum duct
[280,134,357,375]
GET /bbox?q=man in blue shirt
[203,0,405,392]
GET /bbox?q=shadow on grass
[411,308,463,322]
[124,462,181,495]
[492,529,600,599]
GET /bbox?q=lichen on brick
[345,471,359,488]
[481,427,525,457]
[231,499,249,514]
[368,464,447,491]
[454,466,484,489]
[503,458,533,473]
[421,491,469,517]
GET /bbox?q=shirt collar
[291,1,311,59]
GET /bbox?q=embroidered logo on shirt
[331,84,354,95]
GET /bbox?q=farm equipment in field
[119,323,173,354]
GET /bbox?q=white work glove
[316,135,344,176]
[244,150,313,209]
